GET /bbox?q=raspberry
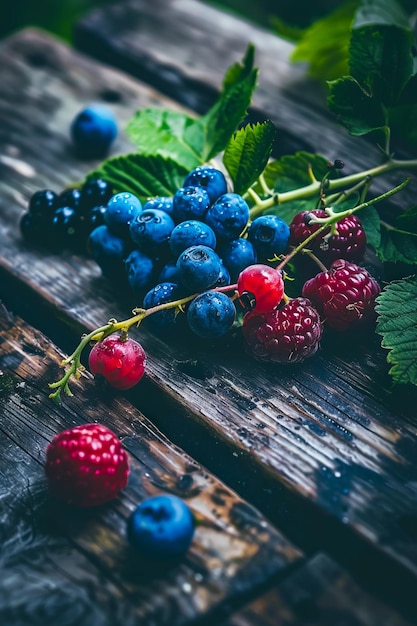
[45,423,130,507]
[289,209,366,264]
[242,297,322,363]
[302,259,381,331]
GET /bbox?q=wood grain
[0,28,417,616]
[0,305,300,625]
[220,553,413,626]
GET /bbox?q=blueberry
[105,192,142,237]
[142,196,174,217]
[70,104,118,158]
[158,261,180,283]
[218,238,257,282]
[169,219,216,258]
[176,245,223,292]
[124,249,155,297]
[28,189,57,218]
[127,494,195,560]
[143,282,184,334]
[57,187,83,211]
[88,224,130,281]
[129,208,175,256]
[247,215,290,261]
[51,206,80,248]
[172,186,210,223]
[183,166,228,203]
[187,291,236,338]
[205,193,249,241]
[81,178,114,211]
[83,204,108,235]
[20,211,50,246]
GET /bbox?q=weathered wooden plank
[0,304,300,625]
[1,28,417,612]
[74,0,417,209]
[220,553,414,626]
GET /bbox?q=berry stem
[248,157,417,219]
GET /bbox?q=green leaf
[223,121,276,195]
[198,44,258,162]
[395,205,417,231]
[357,205,381,249]
[261,151,333,193]
[290,2,358,81]
[327,75,388,136]
[125,108,203,171]
[375,274,417,385]
[375,221,417,264]
[85,153,189,202]
[354,0,410,29]
[349,25,415,106]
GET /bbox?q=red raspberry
[45,423,130,507]
[302,259,381,331]
[289,209,366,263]
[242,297,322,363]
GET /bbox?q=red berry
[237,264,284,312]
[88,334,146,390]
[302,259,381,331]
[289,209,366,264]
[45,423,130,507]
[242,297,322,363]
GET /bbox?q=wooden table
[1,1,416,624]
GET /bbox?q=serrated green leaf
[395,205,417,231]
[85,153,189,202]
[327,76,388,136]
[375,274,417,385]
[125,108,203,171]
[290,2,358,81]
[223,121,276,195]
[198,44,258,162]
[349,25,414,106]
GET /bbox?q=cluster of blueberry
[20,178,114,253]
[83,165,292,341]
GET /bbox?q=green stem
[249,158,417,219]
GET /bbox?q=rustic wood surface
[74,0,417,211]
[0,24,417,624]
[220,553,413,626]
[0,305,302,625]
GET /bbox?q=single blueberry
[218,238,257,282]
[88,224,130,281]
[142,196,174,217]
[187,291,236,338]
[70,104,118,159]
[158,261,180,284]
[57,187,83,211]
[127,494,195,560]
[129,208,175,256]
[172,186,210,223]
[143,282,185,335]
[28,189,57,218]
[81,178,114,212]
[248,215,290,261]
[205,193,249,241]
[83,205,108,236]
[124,249,155,297]
[169,219,216,258]
[105,192,142,237]
[176,245,223,292]
[183,166,228,203]
[51,206,80,248]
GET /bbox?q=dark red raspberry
[289,209,366,264]
[45,423,130,507]
[302,259,381,331]
[242,297,323,363]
